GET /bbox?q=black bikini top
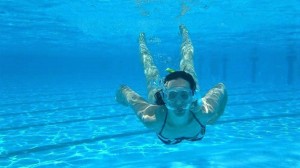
[157,111,206,145]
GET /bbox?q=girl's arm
[116,85,160,129]
[191,83,228,125]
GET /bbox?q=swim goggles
[162,87,193,103]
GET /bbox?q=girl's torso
[154,106,206,144]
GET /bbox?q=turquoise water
[0,85,299,167]
[1,0,300,167]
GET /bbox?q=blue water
[0,0,300,167]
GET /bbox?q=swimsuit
[157,111,206,145]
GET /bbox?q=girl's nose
[175,99,184,106]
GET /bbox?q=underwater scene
[0,0,299,167]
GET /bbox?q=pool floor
[0,84,299,167]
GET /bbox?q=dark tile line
[0,87,107,99]
[1,94,300,118]
[0,85,253,101]
[0,88,144,101]
[0,88,299,109]
[0,95,111,107]
[217,113,300,124]
[229,97,300,106]
[0,113,131,131]
[0,90,101,101]
[0,130,152,159]
[0,104,117,117]
[1,97,299,132]
[0,112,299,159]
[229,88,300,96]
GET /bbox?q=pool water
[0,0,300,167]
[0,83,299,167]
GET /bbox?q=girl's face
[163,78,193,115]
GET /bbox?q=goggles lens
[164,87,193,102]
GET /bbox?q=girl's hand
[115,85,130,106]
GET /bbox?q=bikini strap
[191,112,206,129]
[158,110,168,135]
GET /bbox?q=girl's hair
[154,71,196,105]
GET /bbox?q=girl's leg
[139,33,161,103]
[179,24,199,90]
